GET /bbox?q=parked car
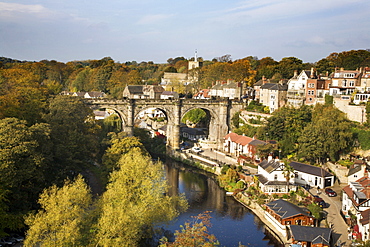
[325,188,337,197]
[313,196,328,208]
[192,146,202,153]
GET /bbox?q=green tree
[182,108,207,127]
[262,106,312,156]
[0,118,52,215]
[276,57,303,79]
[298,105,354,163]
[24,175,93,247]
[94,149,187,246]
[43,95,99,184]
[282,164,294,192]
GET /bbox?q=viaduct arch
[85,99,244,151]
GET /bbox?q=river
[163,160,281,247]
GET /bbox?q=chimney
[294,70,298,78]
[268,155,273,162]
[310,67,315,78]
[262,76,267,84]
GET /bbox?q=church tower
[188,50,202,70]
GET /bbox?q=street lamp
[279,150,281,159]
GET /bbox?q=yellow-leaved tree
[24,175,92,247]
[94,148,188,247]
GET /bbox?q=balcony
[287,90,305,99]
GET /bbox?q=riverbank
[233,192,291,246]
[169,150,291,246]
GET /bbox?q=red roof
[224,133,253,146]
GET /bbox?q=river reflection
[163,160,279,247]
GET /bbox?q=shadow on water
[162,159,282,247]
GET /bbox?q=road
[310,184,350,246]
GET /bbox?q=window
[274,174,278,180]
[349,81,355,87]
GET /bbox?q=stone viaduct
[85,98,245,151]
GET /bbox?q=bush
[221,165,230,175]
[235,180,245,189]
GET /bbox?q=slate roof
[181,127,206,136]
[162,91,177,95]
[260,83,288,91]
[343,177,370,207]
[289,161,333,178]
[265,199,311,220]
[249,139,266,147]
[255,174,293,186]
[259,159,282,173]
[127,85,144,94]
[289,225,332,245]
[348,163,364,177]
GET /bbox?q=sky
[1,0,369,64]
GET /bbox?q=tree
[0,118,52,215]
[282,164,294,192]
[276,57,303,79]
[256,143,275,159]
[24,175,93,247]
[94,149,187,246]
[43,95,100,184]
[262,106,312,156]
[0,68,48,124]
[102,134,147,179]
[182,108,207,127]
[298,105,354,163]
[161,211,219,247]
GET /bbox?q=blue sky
[1,0,369,63]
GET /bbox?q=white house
[342,177,370,241]
[286,70,313,108]
[289,161,334,189]
[160,91,179,99]
[256,158,296,194]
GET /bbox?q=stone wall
[334,98,366,123]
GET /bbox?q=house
[342,177,370,241]
[209,81,223,98]
[193,89,211,99]
[253,76,270,101]
[329,68,362,96]
[305,76,331,105]
[223,132,266,161]
[160,72,188,87]
[286,70,312,108]
[93,110,109,120]
[288,225,333,247]
[353,67,370,104]
[259,80,288,113]
[209,79,244,100]
[256,158,297,194]
[84,91,106,98]
[122,85,164,99]
[264,199,315,237]
[347,160,368,183]
[357,208,370,241]
[181,127,207,141]
[160,91,179,99]
[289,161,335,189]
